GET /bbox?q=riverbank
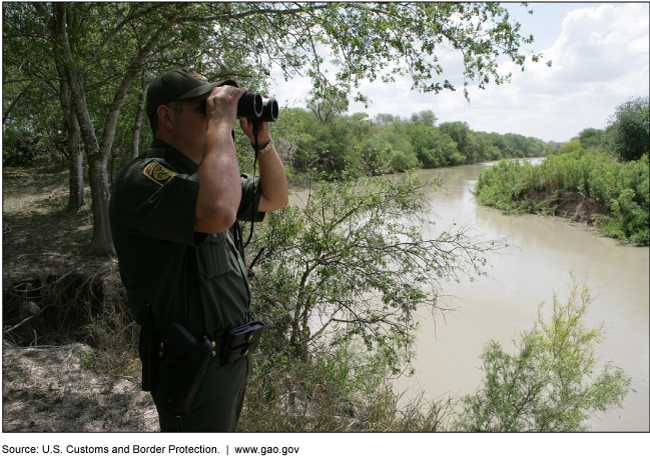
[472,153,649,245]
[523,190,606,226]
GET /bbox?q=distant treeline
[3,104,560,183]
[269,107,560,179]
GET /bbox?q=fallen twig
[3,315,36,334]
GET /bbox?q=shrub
[452,277,631,432]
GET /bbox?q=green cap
[146,67,237,118]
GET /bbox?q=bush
[473,152,649,244]
[452,277,631,432]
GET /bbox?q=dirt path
[2,344,159,432]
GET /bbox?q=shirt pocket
[199,232,231,279]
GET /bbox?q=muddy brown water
[289,160,649,431]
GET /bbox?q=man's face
[171,96,209,160]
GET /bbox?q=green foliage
[269,101,556,178]
[607,96,650,162]
[596,155,650,245]
[4,2,546,218]
[452,277,631,432]
[250,173,506,375]
[358,137,393,175]
[576,127,607,152]
[473,159,532,212]
[440,121,479,163]
[473,152,649,245]
[390,150,418,173]
[409,110,438,127]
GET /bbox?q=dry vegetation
[3,344,158,432]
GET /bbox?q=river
[289,160,649,432]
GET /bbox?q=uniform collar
[149,138,199,174]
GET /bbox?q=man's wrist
[253,137,274,154]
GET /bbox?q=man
[109,67,288,432]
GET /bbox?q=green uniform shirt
[109,138,264,337]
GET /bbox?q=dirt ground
[2,344,159,432]
[2,164,159,432]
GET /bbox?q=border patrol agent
[109,67,288,432]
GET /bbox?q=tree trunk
[56,60,84,210]
[43,3,179,256]
[132,73,149,159]
[84,21,172,256]
[67,115,84,211]
[51,4,113,256]
[2,91,23,127]
[85,156,114,256]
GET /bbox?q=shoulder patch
[143,160,177,186]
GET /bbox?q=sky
[269,2,650,143]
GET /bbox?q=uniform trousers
[151,354,250,432]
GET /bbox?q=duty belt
[158,319,265,365]
[155,320,263,415]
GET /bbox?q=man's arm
[256,141,289,212]
[240,115,289,213]
[194,85,248,233]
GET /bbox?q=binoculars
[200,92,279,122]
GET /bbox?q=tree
[5,2,543,256]
[295,104,362,178]
[2,4,85,209]
[358,137,393,175]
[405,124,438,168]
[251,173,506,374]
[452,277,631,432]
[440,121,479,163]
[577,127,607,152]
[409,110,438,127]
[607,96,650,162]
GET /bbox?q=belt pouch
[159,322,212,415]
[222,321,264,363]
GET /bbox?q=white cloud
[271,3,649,143]
[543,3,648,84]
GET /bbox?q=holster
[159,322,213,415]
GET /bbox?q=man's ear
[156,105,175,131]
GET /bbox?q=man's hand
[237,94,288,213]
[238,94,273,146]
[204,85,248,131]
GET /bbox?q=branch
[171,2,331,23]
[81,3,165,73]
[3,91,24,127]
